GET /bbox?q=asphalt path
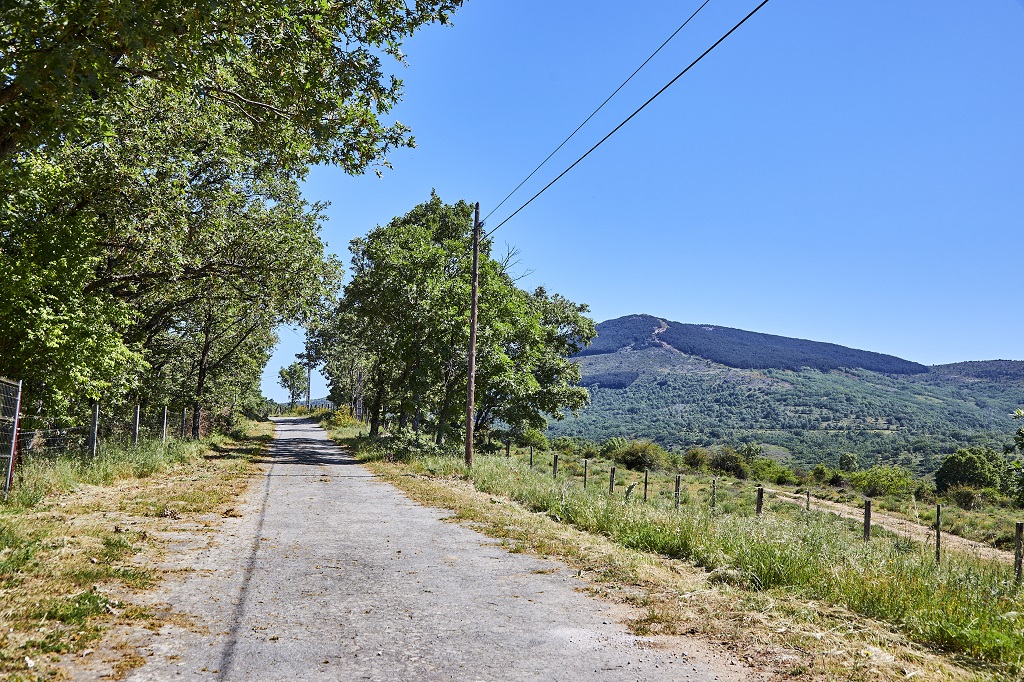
[125,418,734,681]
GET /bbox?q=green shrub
[612,440,671,472]
[850,465,915,498]
[600,437,629,456]
[683,447,711,471]
[935,447,1004,493]
[711,446,749,479]
[749,457,800,485]
[947,484,984,511]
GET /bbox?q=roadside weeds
[356,451,997,682]
[0,422,271,681]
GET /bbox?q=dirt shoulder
[771,490,1012,563]
[0,424,269,681]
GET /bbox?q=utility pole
[464,202,481,467]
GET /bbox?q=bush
[935,447,1003,493]
[600,437,629,456]
[516,428,549,450]
[711,446,749,479]
[838,452,858,472]
[683,447,711,471]
[947,484,984,511]
[749,457,800,485]
[850,465,915,498]
[612,440,671,472]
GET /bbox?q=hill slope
[552,315,1023,473]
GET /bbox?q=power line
[485,0,772,239]
[482,0,713,225]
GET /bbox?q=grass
[326,426,1020,680]
[0,418,271,680]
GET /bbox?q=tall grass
[4,437,212,509]
[402,453,1024,673]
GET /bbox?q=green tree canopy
[935,447,1005,493]
[279,362,309,409]
[309,193,596,443]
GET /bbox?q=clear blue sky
[262,0,1024,402]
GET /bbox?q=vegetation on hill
[579,314,928,374]
[556,316,1022,474]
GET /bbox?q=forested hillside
[553,315,1023,473]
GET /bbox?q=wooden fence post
[161,406,168,444]
[609,466,616,494]
[552,454,558,478]
[505,441,510,458]
[583,459,588,489]
[712,478,717,511]
[1015,522,1023,585]
[756,486,764,516]
[132,404,141,446]
[806,488,811,511]
[643,469,649,503]
[863,499,872,541]
[674,475,681,510]
[529,447,533,469]
[179,407,186,439]
[935,504,942,564]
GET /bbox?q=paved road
[126,418,734,681]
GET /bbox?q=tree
[279,363,309,409]
[1,1,463,162]
[934,447,1004,493]
[838,452,858,472]
[311,193,596,443]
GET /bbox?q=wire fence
[2,377,23,498]
[1,379,203,497]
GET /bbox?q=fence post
[806,488,811,511]
[161,406,168,444]
[89,403,99,458]
[132,404,141,446]
[863,499,872,541]
[674,475,681,510]
[1015,522,1023,585]
[755,486,764,516]
[179,407,186,439]
[935,504,942,564]
[711,478,717,511]
[552,454,558,478]
[583,459,588,489]
[505,441,510,458]
[529,446,533,469]
[609,466,616,494]
[4,380,23,500]
[643,469,649,503]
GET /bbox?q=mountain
[551,315,1024,473]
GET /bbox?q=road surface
[118,418,739,681]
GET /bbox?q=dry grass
[0,420,271,681]
[362,457,998,682]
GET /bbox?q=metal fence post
[3,380,22,499]
[132,404,141,446]
[89,403,99,458]
[1015,522,1023,585]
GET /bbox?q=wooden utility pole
[464,203,481,467]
